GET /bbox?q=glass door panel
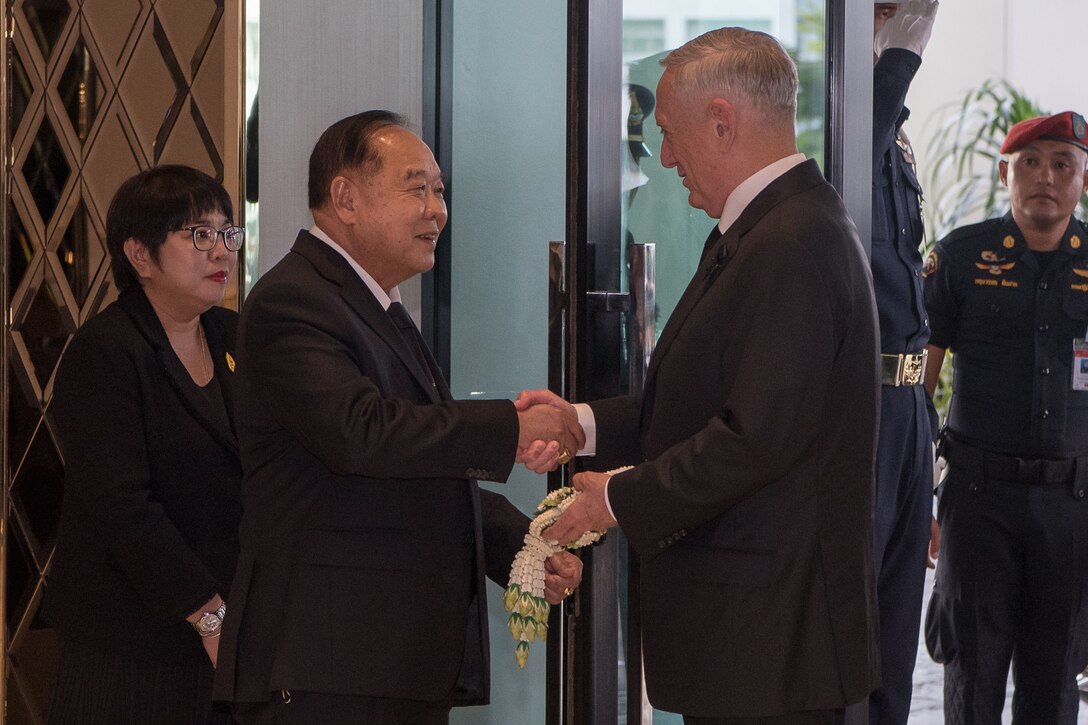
[446,2,567,723]
[621,0,826,332]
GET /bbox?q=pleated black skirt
[47,638,233,725]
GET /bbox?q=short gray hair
[662,27,798,123]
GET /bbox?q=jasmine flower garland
[504,467,630,668]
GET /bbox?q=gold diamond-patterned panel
[80,0,149,79]
[10,259,78,399]
[15,0,73,67]
[4,1,243,722]
[158,98,219,179]
[191,19,227,170]
[116,23,181,164]
[19,108,76,234]
[81,97,145,224]
[155,0,220,84]
[8,628,59,725]
[52,200,107,309]
[55,27,113,151]
[10,422,64,561]
[12,52,35,146]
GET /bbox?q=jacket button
[464,533,475,545]
[1039,324,1050,333]
[1041,410,1050,419]
[1041,368,1050,376]
[658,540,667,549]
[1078,490,1086,499]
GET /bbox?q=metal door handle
[627,243,655,392]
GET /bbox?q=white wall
[909,0,1088,232]
[259,0,424,313]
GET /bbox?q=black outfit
[923,213,1088,724]
[589,160,880,718]
[213,231,528,725]
[43,287,241,725]
[868,47,935,725]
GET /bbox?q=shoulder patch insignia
[922,250,938,278]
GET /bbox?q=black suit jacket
[592,160,881,717]
[43,287,241,662]
[214,231,527,706]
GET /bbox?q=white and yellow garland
[503,470,630,668]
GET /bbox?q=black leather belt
[943,435,1078,485]
[881,351,927,386]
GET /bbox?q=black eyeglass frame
[171,225,246,252]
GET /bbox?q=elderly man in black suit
[214,111,584,725]
[522,27,881,724]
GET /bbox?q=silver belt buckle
[882,350,927,386]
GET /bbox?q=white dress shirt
[309,224,402,310]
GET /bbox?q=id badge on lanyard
[1073,331,1088,391]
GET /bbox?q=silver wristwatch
[192,601,226,637]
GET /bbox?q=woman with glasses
[43,165,244,725]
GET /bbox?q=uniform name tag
[1073,338,1088,391]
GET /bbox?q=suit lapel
[641,160,826,417]
[118,288,239,456]
[290,232,444,404]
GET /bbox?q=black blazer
[214,231,527,706]
[592,160,882,717]
[43,287,241,663]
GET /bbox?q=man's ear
[998,159,1009,189]
[123,238,153,280]
[329,175,358,223]
[706,98,735,149]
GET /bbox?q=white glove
[874,0,939,58]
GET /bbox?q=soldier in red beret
[922,111,1088,724]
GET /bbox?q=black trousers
[233,691,451,725]
[684,709,844,725]
[47,638,232,725]
[928,453,1088,725]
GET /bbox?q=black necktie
[700,224,724,264]
[386,302,440,395]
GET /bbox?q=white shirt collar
[717,153,807,235]
[309,224,401,310]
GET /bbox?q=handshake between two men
[512,388,620,549]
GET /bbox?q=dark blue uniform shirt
[872,48,929,355]
[924,213,1088,458]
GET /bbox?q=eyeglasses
[173,225,245,252]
